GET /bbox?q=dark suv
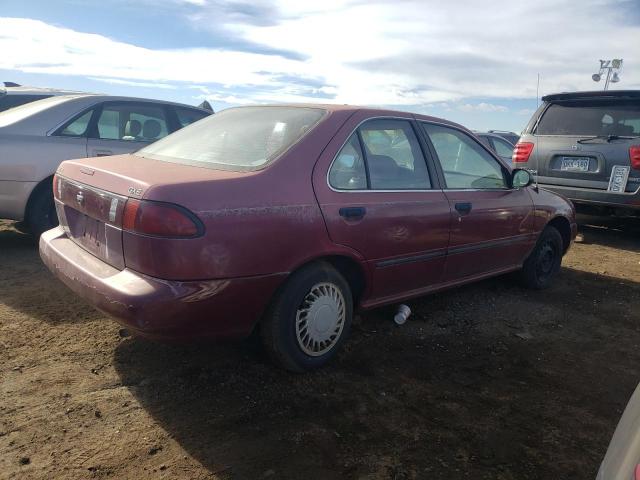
[515,90,640,215]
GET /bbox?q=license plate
[608,165,630,193]
[81,215,102,247]
[560,157,590,171]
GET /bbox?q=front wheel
[260,262,353,372]
[519,226,563,289]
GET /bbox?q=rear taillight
[122,199,202,238]
[512,142,534,163]
[52,174,61,200]
[630,145,640,170]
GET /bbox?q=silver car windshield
[137,106,326,171]
[0,95,77,128]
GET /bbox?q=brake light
[52,174,61,200]
[122,199,202,238]
[630,145,640,170]
[512,142,534,163]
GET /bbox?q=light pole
[592,59,623,90]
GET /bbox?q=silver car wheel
[295,282,346,357]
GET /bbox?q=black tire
[519,226,563,289]
[260,262,353,372]
[26,183,58,237]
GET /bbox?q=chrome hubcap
[295,282,346,357]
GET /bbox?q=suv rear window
[138,106,326,170]
[536,99,640,136]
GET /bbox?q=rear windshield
[0,95,76,128]
[536,99,640,136]
[137,106,326,170]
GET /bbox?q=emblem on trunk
[76,191,84,205]
[571,145,581,150]
[128,187,143,196]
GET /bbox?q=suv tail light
[123,199,203,238]
[630,145,640,170]
[512,142,534,163]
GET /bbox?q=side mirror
[512,168,533,188]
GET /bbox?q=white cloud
[88,77,177,89]
[458,103,509,113]
[1,1,639,107]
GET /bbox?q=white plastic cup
[394,304,411,325]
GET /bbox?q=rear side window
[95,103,169,142]
[329,134,367,190]
[536,100,640,136]
[174,107,209,128]
[138,106,326,170]
[422,123,507,189]
[359,120,430,189]
[491,137,514,157]
[58,109,94,137]
[329,119,431,191]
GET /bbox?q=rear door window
[536,100,640,136]
[359,119,431,190]
[422,123,507,189]
[95,103,169,142]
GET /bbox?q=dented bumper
[39,227,285,341]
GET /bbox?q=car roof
[227,103,470,132]
[1,85,88,96]
[542,90,640,102]
[57,94,211,111]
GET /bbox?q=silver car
[0,94,211,235]
[0,82,86,112]
[597,383,640,479]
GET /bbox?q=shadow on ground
[0,223,102,324]
[113,267,640,479]
[577,214,640,252]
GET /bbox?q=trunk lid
[54,154,249,269]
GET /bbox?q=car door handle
[454,202,472,215]
[94,150,113,157]
[339,206,366,220]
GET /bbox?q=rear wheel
[26,183,57,237]
[519,226,563,289]
[260,262,353,372]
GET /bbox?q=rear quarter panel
[122,109,361,281]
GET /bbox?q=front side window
[95,103,169,141]
[138,106,326,170]
[422,123,507,189]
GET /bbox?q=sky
[1,0,639,133]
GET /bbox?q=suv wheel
[261,262,353,372]
[519,225,563,289]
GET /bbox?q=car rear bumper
[39,227,286,341]
[538,183,640,210]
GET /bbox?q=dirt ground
[1,216,639,480]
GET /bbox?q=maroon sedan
[40,105,576,371]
